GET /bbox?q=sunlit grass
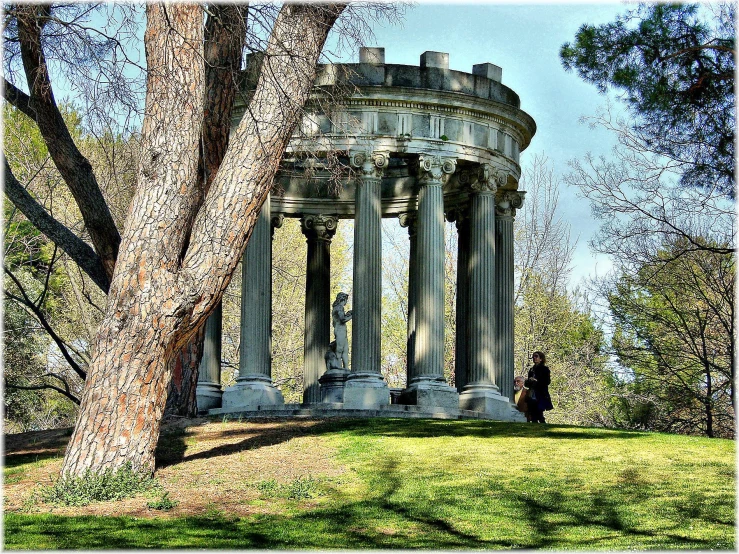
[4,419,735,549]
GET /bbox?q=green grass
[5,419,735,549]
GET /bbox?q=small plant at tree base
[255,478,280,497]
[287,476,320,500]
[147,491,179,511]
[41,462,161,506]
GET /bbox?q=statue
[325,341,343,371]
[331,292,352,369]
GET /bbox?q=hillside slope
[4,417,735,549]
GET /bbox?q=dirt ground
[3,417,349,518]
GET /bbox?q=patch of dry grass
[4,417,351,518]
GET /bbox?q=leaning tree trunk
[61,3,345,476]
[164,4,248,418]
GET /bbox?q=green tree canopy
[561,3,735,196]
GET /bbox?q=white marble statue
[332,292,352,369]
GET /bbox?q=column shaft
[222,195,284,410]
[352,176,382,374]
[401,214,418,385]
[302,215,336,404]
[455,216,470,393]
[496,214,515,401]
[196,302,223,411]
[239,198,272,380]
[413,182,445,381]
[343,151,389,409]
[467,190,498,387]
[400,156,458,409]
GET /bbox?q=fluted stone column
[196,302,223,412]
[398,212,418,387]
[344,151,390,409]
[301,214,338,404]
[495,190,525,402]
[447,204,470,393]
[222,196,284,409]
[400,155,458,409]
[459,165,521,419]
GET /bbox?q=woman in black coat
[525,351,554,423]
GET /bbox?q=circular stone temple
[197,47,536,421]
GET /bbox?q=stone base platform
[207,402,524,421]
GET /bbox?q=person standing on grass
[525,351,554,423]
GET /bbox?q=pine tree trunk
[61,3,345,477]
[164,327,205,417]
[164,5,248,419]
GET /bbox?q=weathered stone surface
[319,368,350,403]
[343,373,390,409]
[222,377,285,409]
[400,382,459,409]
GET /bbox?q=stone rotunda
[197,47,536,421]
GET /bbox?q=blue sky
[336,2,636,288]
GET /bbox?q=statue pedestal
[319,368,350,403]
[342,372,390,409]
[222,375,284,410]
[400,377,458,409]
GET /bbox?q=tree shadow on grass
[155,418,331,468]
[156,417,652,469]
[4,427,73,468]
[6,455,733,550]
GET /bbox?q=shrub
[147,492,179,511]
[42,462,161,506]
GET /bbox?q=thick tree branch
[178,4,346,331]
[15,5,121,281]
[3,78,35,120]
[4,157,110,292]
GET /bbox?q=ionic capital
[495,190,526,217]
[418,155,456,186]
[398,212,418,237]
[300,214,338,242]
[270,214,284,238]
[350,150,389,180]
[470,164,507,194]
[445,206,469,230]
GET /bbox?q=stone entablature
[233,48,536,219]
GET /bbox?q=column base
[222,375,284,410]
[400,378,459,409]
[196,382,223,413]
[319,369,350,403]
[343,372,390,409]
[459,384,525,421]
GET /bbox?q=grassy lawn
[4,418,735,549]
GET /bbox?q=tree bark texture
[164,4,248,418]
[61,3,345,476]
